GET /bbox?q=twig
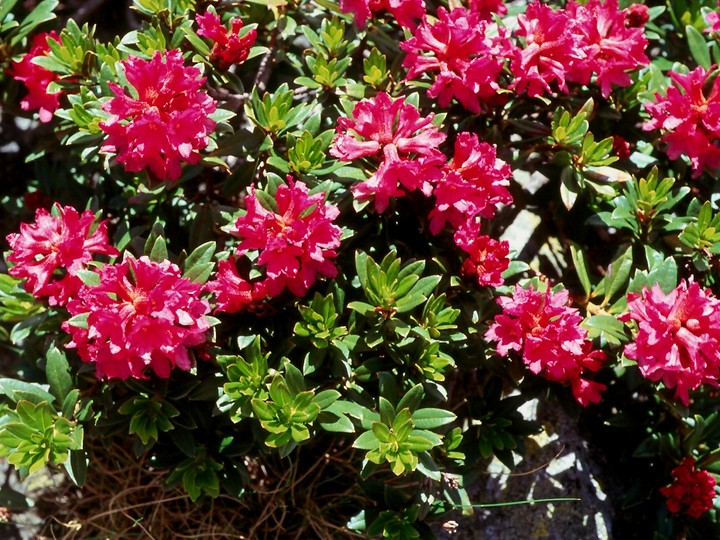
[121,511,158,540]
[253,22,281,93]
[84,494,189,522]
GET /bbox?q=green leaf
[379,397,395,425]
[411,408,456,429]
[687,25,711,69]
[407,276,441,299]
[404,434,436,452]
[570,243,592,298]
[355,251,369,288]
[416,452,442,481]
[603,246,633,305]
[353,430,380,450]
[149,235,168,263]
[65,449,87,487]
[582,315,627,346]
[347,301,375,315]
[560,167,580,210]
[317,409,355,433]
[12,0,59,45]
[251,398,275,422]
[283,361,306,395]
[313,389,340,410]
[0,0,20,23]
[182,262,214,284]
[183,241,216,274]
[372,422,391,442]
[396,384,424,412]
[502,260,531,279]
[46,345,73,403]
[61,389,79,419]
[0,379,55,404]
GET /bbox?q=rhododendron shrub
[661,458,717,519]
[5,0,720,537]
[99,50,217,181]
[62,256,211,380]
[621,280,720,405]
[6,203,118,306]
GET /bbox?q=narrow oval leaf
[411,408,456,429]
[687,25,711,69]
[46,345,73,403]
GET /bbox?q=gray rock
[436,398,614,540]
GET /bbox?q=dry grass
[37,438,369,540]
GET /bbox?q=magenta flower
[511,0,648,98]
[644,66,720,176]
[9,32,62,123]
[228,180,342,299]
[467,0,507,19]
[660,457,717,519]
[205,258,268,314]
[339,0,425,30]
[99,50,217,182]
[621,280,720,405]
[196,11,257,69]
[624,3,650,29]
[401,7,516,112]
[485,284,607,406]
[6,203,118,306]
[330,92,446,212]
[707,2,720,33]
[63,256,211,380]
[453,222,509,288]
[510,2,582,97]
[428,132,513,235]
[567,0,649,98]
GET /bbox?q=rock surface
[435,398,614,540]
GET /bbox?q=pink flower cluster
[621,280,720,405]
[100,50,217,182]
[63,256,211,380]
[6,204,118,306]
[660,457,717,519]
[206,180,342,313]
[707,1,720,33]
[339,0,425,30]
[331,94,512,287]
[644,66,720,176]
[401,7,515,113]
[428,132,513,234]
[454,222,509,288]
[485,284,607,406]
[196,11,257,70]
[330,92,446,213]
[511,0,648,98]
[9,32,62,123]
